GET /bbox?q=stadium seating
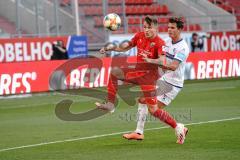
[60,0,71,6]
[0,16,17,34]
[59,0,202,33]
[125,0,153,5]
[209,0,240,29]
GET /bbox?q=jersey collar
[172,38,183,44]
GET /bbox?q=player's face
[168,23,181,40]
[193,35,198,41]
[143,21,157,39]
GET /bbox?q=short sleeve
[158,40,166,56]
[130,32,140,47]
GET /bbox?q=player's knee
[138,97,146,104]
[148,105,157,115]
[111,67,119,76]
[145,97,157,106]
[157,100,166,109]
[111,67,123,78]
[138,97,157,108]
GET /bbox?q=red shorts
[119,67,158,105]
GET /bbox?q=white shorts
[156,80,182,106]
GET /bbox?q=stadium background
[0,0,239,160]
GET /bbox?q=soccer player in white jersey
[123,17,190,144]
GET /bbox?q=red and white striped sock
[153,108,177,128]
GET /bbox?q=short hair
[144,16,158,27]
[169,17,184,29]
[192,33,198,37]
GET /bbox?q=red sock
[153,108,177,128]
[107,74,118,103]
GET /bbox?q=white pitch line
[0,99,92,110]
[0,117,239,153]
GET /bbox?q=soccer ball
[103,13,121,31]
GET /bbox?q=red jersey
[130,32,165,76]
[131,32,165,63]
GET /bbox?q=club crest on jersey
[150,42,155,47]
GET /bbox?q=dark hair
[169,17,184,29]
[192,33,198,37]
[144,16,158,27]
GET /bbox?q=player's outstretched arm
[159,60,180,71]
[99,41,133,54]
[142,55,180,71]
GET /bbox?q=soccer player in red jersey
[96,16,165,117]
[123,17,189,144]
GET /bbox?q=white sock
[135,103,148,135]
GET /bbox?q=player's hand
[139,51,148,58]
[159,55,166,62]
[141,54,152,63]
[99,47,107,54]
[142,57,152,63]
[99,43,116,54]
[139,52,151,63]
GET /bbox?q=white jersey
[161,37,190,88]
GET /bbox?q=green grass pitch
[0,78,240,160]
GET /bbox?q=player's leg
[148,100,177,128]
[96,67,125,112]
[148,80,176,128]
[123,98,147,140]
[96,66,147,112]
[148,80,188,144]
[148,99,188,144]
[134,71,165,135]
[107,67,125,103]
[123,83,156,140]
